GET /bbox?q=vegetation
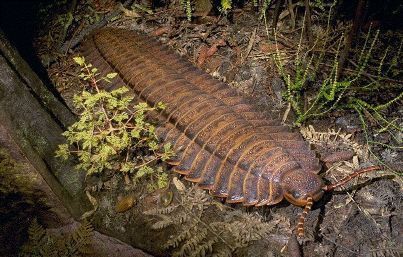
[20,219,93,257]
[0,148,54,256]
[56,57,174,190]
[271,5,402,166]
[144,181,274,257]
[0,149,36,196]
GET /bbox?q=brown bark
[0,28,88,218]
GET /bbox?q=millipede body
[81,27,325,208]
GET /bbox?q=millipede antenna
[322,165,383,192]
[297,196,313,238]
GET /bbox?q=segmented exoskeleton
[81,27,381,237]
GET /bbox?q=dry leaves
[197,39,226,66]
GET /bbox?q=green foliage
[348,94,403,147]
[56,57,174,189]
[273,10,402,167]
[311,0,326,11]
[219,0,232,14]
[273,2,353,126]
[20,219,93,257]
[0,148,34,195]
[259,0,272,17]
[181,0,193,21]
[144,186,273,257]
[273,12,397,126]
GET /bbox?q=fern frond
[143,205,178,215]
[22,220,94,257]
[165,229,193,249]
[177,227,208,257]
[190,238,217,257]
[151,214,174,230]
[300,125,366,157]
[70,220,93,254]
[28,219,46,245]
[175,211,192,225]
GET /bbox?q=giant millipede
[80,27,381,237]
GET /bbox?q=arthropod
[81,27,381,237]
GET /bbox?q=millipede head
[281,169,324,207]
[293,165,383,238]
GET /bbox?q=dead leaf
[241,29,256,64]
[197,39,226,66]
[207,39,226,56]
[80,190,98,220]
[153,27,171,36]
[115,195,136,213]
[259,42,284,53]
[173,177,186,192]
[197,45,209,66]
[323,150,354,164]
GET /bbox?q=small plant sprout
[56,56,174,190]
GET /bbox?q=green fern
[219,0,232,14]
[185,0,192,21]
[22,219,48,257]
[21,219,93,257]
[144,186,274,256]
[273,10,392,127]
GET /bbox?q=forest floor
[33,1,402,256]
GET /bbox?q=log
[0,28,154,257]
[0,28,88,218]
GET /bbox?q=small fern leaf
[28,219,46,244]
[165,229,192,249]
[190,238,216,257]
[144,205,178,215]
[176,211,191,225]
[151,214,173,230]
[70,220,94,254]
[178,227,208,256]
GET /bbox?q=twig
[241,28,257,64]
[287,0,296,29]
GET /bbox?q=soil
[10,0,403,256]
